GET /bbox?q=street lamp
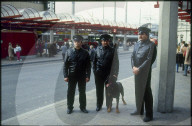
[180,34,184,43]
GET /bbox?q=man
[63,35,91,114]
[93,34,119,111]
[89,45,95,63]
[61,42,67,61]
[131,27,156,122]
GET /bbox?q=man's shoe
[131,111,143,115]
[96,107,101,111]
[81,108,88,113]
[143,116,153,122]
[67,109,73,114]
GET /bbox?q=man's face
[138,32,148,41]
[74,41,82,48]
[101,40,109,47]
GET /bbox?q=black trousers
[67,77,86,110]
[140,69,153,117]
[62,53,65,61]
[94,72,107,108]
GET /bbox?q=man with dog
[131,26,157,122]
[63,35,91,114]
[93,34,119,112]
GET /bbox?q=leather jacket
[131,39,156,72]
[63,48,91,79]
[93,45,119,77]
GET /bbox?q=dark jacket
[93,45,119,78]
[131,40,155,71]
[63,48,91,79]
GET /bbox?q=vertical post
[157,1,178,112]
[71,2,75,41]
[103,2,104,20]
[113,1,116,44]
[50,2,54,43]
[124,2,128,51]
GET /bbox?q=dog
[105,75,127,113]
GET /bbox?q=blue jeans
[184,64,189,76]
[176,63,179,72]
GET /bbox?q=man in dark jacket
[63,35,91,114]
[93,34,119,111]
[131,27,156,122]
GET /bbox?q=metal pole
[113,2,116,44]
[124,2,128,51]
[50,2,54,43]
[103,2,104,20]
[71,2,75,41]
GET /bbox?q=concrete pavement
[1,68,191,125]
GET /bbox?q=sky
[55,1,159,27]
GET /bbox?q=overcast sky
[55,1,159,26]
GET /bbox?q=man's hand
[133,66,139,75]
[113,75,117,78]
[64,78,68,82]
[86,78,90,82]
[106,84,110,87]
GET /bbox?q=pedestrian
[131,27,156,122]
[63,35,91,114]
[61,42,67,61]
[93,34,119,112]
[14,44,22,61]
[8,42,14,61]
[183,43,191,76]
[181,43,188,70]
[176,44,183,72]
[44,41,48,56]
[89,45,95,62]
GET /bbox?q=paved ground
[1,47,191,125]
[1,68,191,125]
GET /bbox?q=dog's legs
[122,97,127,105]
[116,98,120,113]
[107,97,112,112]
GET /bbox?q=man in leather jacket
[131,27,156,122]
[93,34,119,112]
[63,35,91,114]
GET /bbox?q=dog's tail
[117,82,124,97]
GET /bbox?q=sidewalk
[1,47,133,67]
[2,68,191,125]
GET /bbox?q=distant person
[89,45,95,66]
[131,27,156,122]
[181,43,188,71]
[183,43,191,76]
[61,43,67,61]
[44,41,48,56]
[63,35,91,114]
[66,41,70,49]
[8,42,14,61]
[14,44,22,61]
[176,44,183,72]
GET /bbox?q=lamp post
[180,34,184,43]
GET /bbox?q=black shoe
[96,107,101,111]
[143,116,153,122]
[131,111,143,115]
[81,108,88,113]
[67,109,73,114]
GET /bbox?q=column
[157,1,178,112]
